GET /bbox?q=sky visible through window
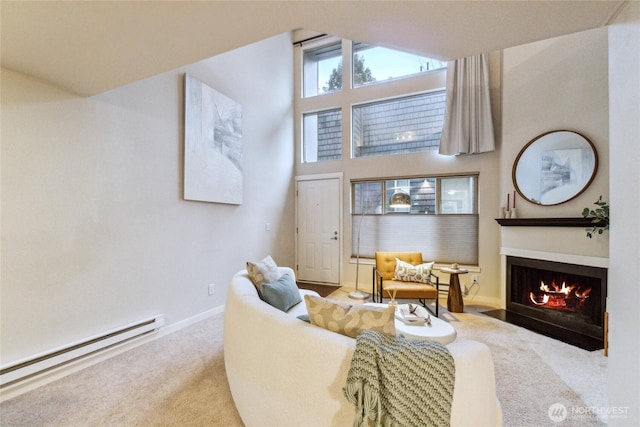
[356,45,447,83]
[317,45,447,89]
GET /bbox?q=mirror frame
[512,130,598,206]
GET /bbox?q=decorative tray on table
[395,303,432,326]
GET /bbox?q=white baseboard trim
[155,305,224,339]
[0,305,225,403]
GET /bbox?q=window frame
[351,174,479,265]
[302,37,343,99]
[296,36,447,164]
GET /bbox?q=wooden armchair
[372,251,440,317]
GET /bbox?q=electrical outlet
[472,274,479,285]
[208,284,216,295]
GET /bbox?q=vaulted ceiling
[1,1,627,96]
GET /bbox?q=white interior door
[296,178,341,284]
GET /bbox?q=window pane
[384,178,437,214]
[352,42,446,88]
[352,91,446,158]
[440,177,476,214]
[353,182,382,214]
[303,109,342,162]
[303,42,342,97]
[385,179,411,213]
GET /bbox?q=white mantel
[500,247,609,269]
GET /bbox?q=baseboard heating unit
[0,315,164,388]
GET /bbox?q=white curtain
[439,53,495,155]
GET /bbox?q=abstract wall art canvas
[184,74,243,204]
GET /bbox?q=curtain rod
[293,34,328,47]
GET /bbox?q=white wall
[608,1,640,423]
[500,18,640,422]
[501,28,610,262]
[0,33,295,364]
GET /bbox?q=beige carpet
[1,288,607,427]
[0,312,243,427]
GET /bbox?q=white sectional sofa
[223,267,502,427]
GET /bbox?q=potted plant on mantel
[582,196,610,238]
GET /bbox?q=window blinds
[352,214,479,265]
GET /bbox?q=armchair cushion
[381,281,438,299]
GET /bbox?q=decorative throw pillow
[304,295,396,338]
[246,255,281,295]
[394,258,434,283]
[260,274,302,312]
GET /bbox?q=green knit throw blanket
[343,330,455,427]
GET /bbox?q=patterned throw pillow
[246,255,281,295]
[393,258,434,283]
[304,295,396,338]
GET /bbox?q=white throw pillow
[246,255,281,295]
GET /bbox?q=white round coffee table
[365,303,457,344]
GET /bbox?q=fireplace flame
[540,280,549,292]
[529,280,591,309]
[539,280,570,294]
[575,288,592,298]
[529,291,549,305]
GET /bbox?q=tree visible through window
[325,54,375,91]
[352,42,446,87]
[303,42,342,97]
[299,37,447,163]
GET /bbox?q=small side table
[440,267,468,313]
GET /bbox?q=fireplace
[488,256,607,350]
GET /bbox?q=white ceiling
[1,0,627,96]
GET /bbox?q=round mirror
[513,130,598,206]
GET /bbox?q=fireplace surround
[485,256,607,350]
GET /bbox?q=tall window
[352,175,478,265]
[298,37,447,163]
